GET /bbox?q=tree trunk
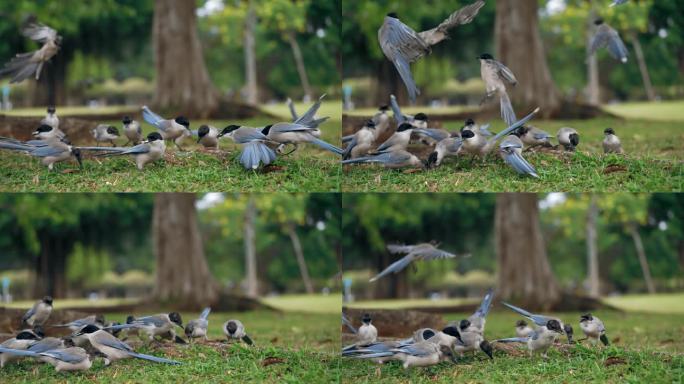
[630,32,656,101]
[287,32,313,103]
[627,223,656,294]
[153,0,218,117]
[33,232,71,298]
[376,59,406,107]
[286,223,314,294]
[495,0,561,118]
[495,193,561,310]
[244,198,258,297]
[586,195,600,297]
[586,2,600,105]
[153,193,217,308]
[244,0,258,105]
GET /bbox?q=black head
[72,149,83,168]
[365,120,377,128]
[198,125,210,141]
[459,319,471,331]
[461,130,475,139]
[220,124,241,137]
[76,324,101,336]
[35,124,54,133]
[33,325,45,338]
[126,315,135,324]
[397,123,413,132]
[47,106,56,114]
[546,319,563,333]
[604,128,615,135]
[379,105,390,112]
[580,313,593,322]
[479,340,494,359]
[414,113,428,122]
[515,319,528,327]
[387,12,398,19]
[174,116,190,128]
[226,321,238,334]
[569,133,580,147]
[420,329,435,340]
[478,53,494,60]
[426,151,438,168]
[42,296,53,305]
[107,322,122,337]
[146,132,163,142]
[442,326,460,339]
[184,323,194,337]
[517,126,530,135]
[361,313,372,325]
[106,126,119,136]
[261,124,273,135]
[16,330,40,340]
[594,18,604,26]
[464,118,475,126]
[564,324,574,343]
[122,116,132,125]
[169,312,183,327]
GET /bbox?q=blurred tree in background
[343,193,683,301]
[0,193,340,300]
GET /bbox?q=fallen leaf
[604,357,627,366]
[261,357,285,367]
[60,169,79,174]
[603,165,627,174]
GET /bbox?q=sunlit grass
[604,99,684,122]
[604,292,684,314]
[262,293,342,314]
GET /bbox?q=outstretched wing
[418,0,486,45]
[97,334,134,352]
[369,254,414,282]
[40,349,87,363]
[295,94,327,127]
[411,247,457,260]
[493,60,518,85]
[379,17,429,102]
[23,23,58,43]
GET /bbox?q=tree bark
[33,232,71,298]
[153,0,218,117]
[586,2,600,105]
[586,195,600,297]
[244,198,258,297]
[152,193,217,308]
[495,0,561,118]
[287,32,313,103]
[628,223,656,294]
[495,193,561,310]
[630,32,656,101]
[244,0,258,105]
[286,223,314,294]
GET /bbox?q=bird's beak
[32,131,39,137]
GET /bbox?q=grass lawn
[0,103,341,192]
[341,296,684,383]
[1,295,342,383]
[342,116,683,192]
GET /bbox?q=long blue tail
[475,288,494,318]
[504,152,539,178]
[492,107,541,142]
[200,307,211,320]
[494,337,528,343]
[0,347,40,358]
[129,351,181,365]
[369,255,412,282]
[310,138,343,155]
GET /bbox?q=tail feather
[369,255,413,282]
[389,94,406,124]
[129,351,181,365]
[505,152,539,178]
[0,347,40,358]
[240,142,260,170]
[499,92,517,127]
[141,106,164,127]
[475,288,494,318]
[491,107,541,142]
[310,138,343,155]
[200,307,211,320]
[494,337,528,343]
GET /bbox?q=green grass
[604,292,684,315]
[0,103,341,192]
[340,309,684,383]
[605,100,684,122]
[342,117,684,192]
[1,308,341,383]
[262,294,342,314]
[346,298,475,310]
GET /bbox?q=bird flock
[0,296,253,372]
[342,290,609,371]
[343,241,610,371]
[0,22,341,173]
[343,0,629,178]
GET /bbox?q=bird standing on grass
[51,314,105,332]
[122,116,142,146]
[494,319,564,359]
[501,302,574,344]
[378,1,486,103]
[218,125,278,170]
[223,320,253,345]
[128,312,183,342]
[80,132,166,170]
[515,320,535,338]
[141,106,191,151]
[579,313,609,346]
[185,308,211,342]
[602,128,623,154]
[21,296,53,328]
[557,127,580,151]
[92,125,120,147]
[0,346,93,372]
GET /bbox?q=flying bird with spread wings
[0,23,62,83]
[369,243,470,282]
[378,0,485,103]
